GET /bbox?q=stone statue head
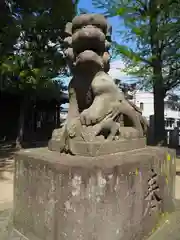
[63,14,112,74]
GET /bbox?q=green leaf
[1,63,12,72]
[131,27,143,36]
[32,68,41,76]
[117,45,141,62]
[117,7,126,16]
[19,70,28,78]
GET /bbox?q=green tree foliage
[0,0,78,94]
[0,0,78,146]
[93,0,180,145]
[165,93,180,111]
[0,0,20,91]
[0,0,19,55]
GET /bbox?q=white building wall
[132,92,154,121]
[131,91,180,129]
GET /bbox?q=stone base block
[49,138,147,156]
[12,147,176,240]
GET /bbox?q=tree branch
[139,56,153,66]
[164,66,180,91]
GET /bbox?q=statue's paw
[51,128,64,140]
[119,127,140,139]
[66,118,81,138]
[80,109,98,126]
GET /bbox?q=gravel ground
[0,208,13,240]
[148,200,180,240]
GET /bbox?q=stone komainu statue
[48,14,148,156]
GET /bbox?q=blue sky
[53,0,138,86]
[78,0,123,44]
[60,1,179,107]
[77,0,135,81]
[61,0,135,108]
[61,0,134,84]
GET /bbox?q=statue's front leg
[80,95,111,126]
[48,124,67,152]
[64,81,81,139]
[49,79,81,152]
[117,105,144,137]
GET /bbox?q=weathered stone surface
[0,208,13,240]
[49,137,146,156]
[11,147,175,240]
[147,200,180,240]
[49,13,149,155]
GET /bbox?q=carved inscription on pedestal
[144,169,162,216]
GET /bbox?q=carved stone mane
[48,14,148,156]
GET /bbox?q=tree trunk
[56,104,60,128]
[153,80,166,145]
[16,97,27,149]
[149,0,166,145]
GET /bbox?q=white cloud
[108,59,126,79]
[108,59,135,82]
[110,59,125,69]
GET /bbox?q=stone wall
[12,147,176,240]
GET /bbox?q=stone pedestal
[11,147,176,240]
